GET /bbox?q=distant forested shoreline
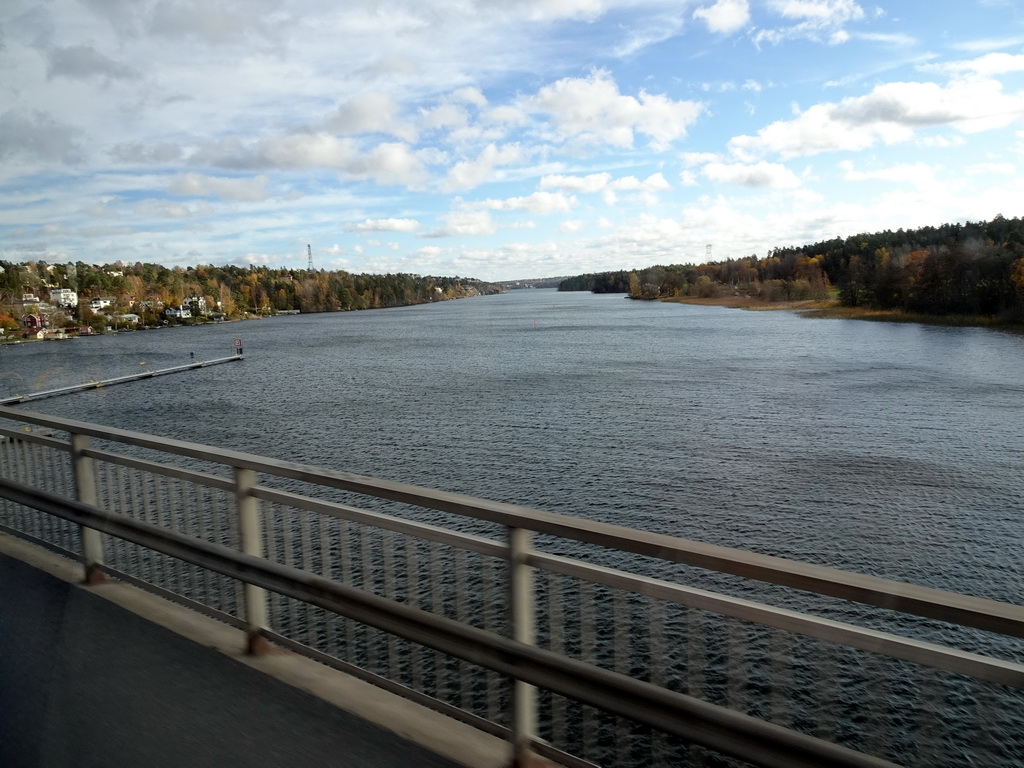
[0,260,500,331]
[559,215,1024,324]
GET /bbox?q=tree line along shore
[0,262,501,336]
[558,214,1024,328]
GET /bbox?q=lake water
[4,289,1024,605]
[6,288,1024,765]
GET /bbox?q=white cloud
[421,210,497,238]
[136,198,213,218]
[693,0,750,34]
[919,134,966,149]
[953,35,1024,53]
[756,0,865,45]
[540,172,613,193]
[921,52,1024,78]
[350,142,431,187]
[325,93,414,140]
[540,171,671,203]
[450,87,488,107]
[965,162,1016,176]
[524,71,704,150]
[839,160,937,189]
[681,151,721,167]
[346,218,421,233]
[772,0,861,21]
[419,103,469,132]
[471,191,576,214]
[442,143,524,191]
[167,173,271,201]
[189,134,356,170]
[482,105,529,126]
[189,135,430,187]
[702,161,801,188]
[729,79,1024,160]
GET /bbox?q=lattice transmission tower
[307,244,314,271]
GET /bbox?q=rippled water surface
[5,289,1024,603]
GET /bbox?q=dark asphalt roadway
[0,553,461,768]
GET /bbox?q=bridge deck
[0,548,475,768]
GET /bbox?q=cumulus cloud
[693,0,750,34]
[524,71,704,150]
[167,173,271,201]
[46,45,137,82]
[701,161,801,187]
[0,110,82,164]
[346,217,421,232]
[756,0,865,45]
[729,78,1024,159]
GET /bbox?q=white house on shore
[164,305,191,319]
[184,294,208,315]
[50,288,78,307]
[90,297,115,312]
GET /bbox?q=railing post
[236,467,270,655]
[509,526,538,767]
[71,433,106,584]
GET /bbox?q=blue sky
[2,0,1024,281]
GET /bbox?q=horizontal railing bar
[3,406,1022,640]
[83,448,236,494]
[0,426,70,452]
[253,487,508,560]
[0,478,899,768]
[262,629,510,739]
[530,552,1024,689]
[96,563,246,630]
[262,631,596,768]
[0,522,80,560]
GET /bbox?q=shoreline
[659,295,1023,332]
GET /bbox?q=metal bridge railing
[1,404,1022,768]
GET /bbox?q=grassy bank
[660,295,833,311]
[660,295,1023,331]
